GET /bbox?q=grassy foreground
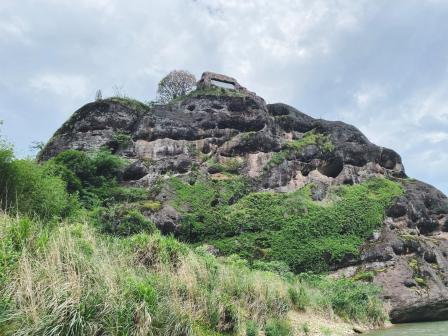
[0,212,386,336]
[0,129,392,335]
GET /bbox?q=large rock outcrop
[39,77,448,324]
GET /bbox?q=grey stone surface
[39,79,448,323]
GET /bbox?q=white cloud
[29,74,90,98]
[0,15,29,42]
[353,85,386,109]
[0,0,447,194]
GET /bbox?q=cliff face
[39,89,448,323]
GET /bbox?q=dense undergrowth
[0,128,392,335]
[0,213,386,336]
[171,176,403,273]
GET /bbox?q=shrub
[208,158,243,174]
[0,156,77,219]
[170,176,251,242]
[252,260,291,276]
[0,212,387,334]
[246,320,259,336]
[133,232,189,269]
[110,132,132,150]
[352,271,375,282]
[265,319,292,336]
[288,286,309,311]
[94,204,156,236]
[301,322,310,335]
[266,130,334,170]
[321,278,386,324]
[49,149,126,206]
[173,176,402,272]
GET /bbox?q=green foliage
[252,260,291,276]
[301,322,310,335]
[414,277,427,287]
[207,158,243,174]
[0,216,30,284]
[0,148,76,219]
[352,271,375,282]
[48,149,128,207]
[139,200,162,212]
[129,232,189,268]
[173,177,402,273]
[170,176,251,242]
[169,86,246,104]
[108,97,150,113]
[264,319,292,336]
[288,286,310,311]
[319,277,386,324]
[93,204,156,236]
[0,213,387,334]
[246,320,259,336]
[111,132,132,149]
[266,130,334,170]
[0,121,390,334]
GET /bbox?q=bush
[48,149,126,206]
[0,215,44,285]
[266,130,334,170]
[252,260,291,276]
[288,286,309,311]
[0,148,77,219]
[321,278,386,324]
[246,320,259,336]
[111,132,132,150]
[173,176,403,272]
[94,204,156,236]
[352,271,375,282]
[0,212,388,334]
[265,319,292,336]
[131,232,189,269]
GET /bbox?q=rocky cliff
[39,80,448,324]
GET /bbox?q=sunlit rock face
[40,76,448,323]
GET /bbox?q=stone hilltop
[40,73,448,323]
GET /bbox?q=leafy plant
[94,204,156,236]
[0,153,77,219]
[246,320,259,336]
[266,129,334,170]
[48,149,127,207]
[172,176,402,272]
[111,132,132,149]
[265,319,292,336]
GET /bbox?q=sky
[1,0,448,194]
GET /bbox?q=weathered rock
[39,74,448,324]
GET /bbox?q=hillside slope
[39,83,448,324]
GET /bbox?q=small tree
[156,70,196,103]
[95,89,103,101]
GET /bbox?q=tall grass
[0,213,387,336]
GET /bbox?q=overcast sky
[1,0,448,194]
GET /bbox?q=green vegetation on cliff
[266,130,334,170]
[171,177,403,272]
[0,134,392,334]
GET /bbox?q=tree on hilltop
[156,70,196,103]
